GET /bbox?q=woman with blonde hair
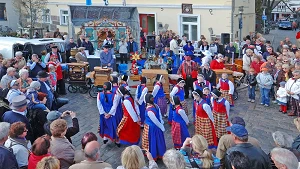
[243,49,254,73]
[117,145,158,169]
[180,135,220,168]
[36,156,60,169]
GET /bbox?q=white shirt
[170,39,179,54]
[108,93,121,116]
[217,79,235,95]
[43,82,51,91]
[147,105,165,131]
[197,100,214,122]
[152,84,161,98]
[178,109,189,124]
[211,98,230,117]
[12,110,27,116]
[285,78,300,100]
[135,85,148,105]
[123,99,139,122]
[276,87,287,103]
[170,86,179,102]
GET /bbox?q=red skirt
[117,116,141,145]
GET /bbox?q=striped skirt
[142,124,150,151]
[220,89,234,106]
[157,97,167,115]
[213,111,229,139]
[195,117,217,147]
[181,100,188,115]
[288,96,300,116]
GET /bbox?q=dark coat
[82,41,94,55]
[274,70,286,87]
[199,68,217,87]
[38,80,52,94]
[0,145,19,169]
[246,74,257,86]
[0,66,7,80]
[225,143,272,169]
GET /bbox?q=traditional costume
[193,89,217,149]
[135,77,148,124]
[171,96,190,149]
[152,74,167,116]
[111,76,123,126]
[117,86,141,145]
[211,89,230,140]
[97,82,117,143]
[168,78,187,124]
[142,94,166,160]
[193,74,212,91]
[217,77,234,106]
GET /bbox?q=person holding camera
[27,54,46,78]
[119,38,128,64]
[43,110,79,143]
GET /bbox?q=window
[0,3,7,21]
[60,10,69,25]
[180,15,200,41]
[42,9,51,23]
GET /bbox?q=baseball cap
[231,116,245,127]
[227,124,248,137]
[47,111,62,121]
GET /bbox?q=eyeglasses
[24,129,28,132]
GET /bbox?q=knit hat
[192,89,203,98]
[211,89,221,97]
[27,81,41,89]
[144,94,154,104]
[156,74,163,81]
[121,75,129,82]
[103,82,112,91]
[46,111,62,121]
[177,78,185,84]
[140,76,147,84]
[172,96,181,105]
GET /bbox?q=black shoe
[103,140,108,144]
[279,110,282,112]
[115,142,121,147]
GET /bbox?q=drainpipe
[231,0,235,42]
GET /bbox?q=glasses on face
[24,129,28,132]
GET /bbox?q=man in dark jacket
[225,124,272,169]
[66,38,78,63]
[0,122,19,168]
[44,110,79,143]
[0,59,11,80]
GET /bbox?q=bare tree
[12,0,48,28]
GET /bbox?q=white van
[0,37,66,61]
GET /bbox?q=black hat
[172,96,181,105]
[156,74,163,81]
[111,76,118,84]
[211,89,221,97]
[117,85,127,96]
[192,89,203,98]
[140,76,147,84]
[51,45,58,48]
[129,37,133,39]
[187,40,192,43]
[177,78,185,84]
[103,82,112,91]
[121,75,129,82]
[103,44,110,49]
[144,94,154,104]
[37,71,49,78]
[165,45,170,48]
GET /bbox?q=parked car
[278,21,292,30]
[0,37,66,61]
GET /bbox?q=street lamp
[238,6,244,58]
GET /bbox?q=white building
[0,0,19,31]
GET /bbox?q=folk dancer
[142,94,166,160]
[203,87,212,106]
[211,89,230,140]
[120,75,130,91]
[217,73,234,106]
[97,82,119,146]
[152,74,168,117]
[111,76,123,126]
[117,86,141,145]
[168,78,186,124]
[193,74,211,91]
[192,89,217,148]
[135,77,148,125]
[171,96,190,149]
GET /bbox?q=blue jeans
[260,87,270,105]
[248,86,255,100]
[46,91,54,110]
[32,104,48,111]
[149,48,155,55]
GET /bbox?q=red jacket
[28,153,51,169]
[210,60,225,69]
[48,61,63,80]
[250,61,264,74]
[296,31,300,39]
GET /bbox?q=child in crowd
[152,74,168,117]
[26,81,50,112]
[245,68,257,103]
[120,75,130,91]
[276,81,288,114]
[48,65,57,91]
[203,87,212,106]
[41,50,47,63]
[256,67,273,107]
[217,73,235,106]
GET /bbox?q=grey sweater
[256,72,273,89]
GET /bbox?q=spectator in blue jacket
[225,42,236,58]
[37,71,54,110]
[160,45,171,63]
[262,46,278,61]
[183,41,194,55]
[100,45,114,68]
[127,37,138,54]
[27,54,46,78]
[82,37,94,55]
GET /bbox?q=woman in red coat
[28,136,51,169]
[210,54,225,70]
[250,55,264,74]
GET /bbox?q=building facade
[42,0,255,43]
[0,0,19,31]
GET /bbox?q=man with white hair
[14,51,26,70]
[0,122,18,168]
[271,147,299,169]
[0,67,17,89]
[210,54,225,69]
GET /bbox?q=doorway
[179,15,200,41]
[139,14,156,35]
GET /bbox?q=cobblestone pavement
[59,29,299,168]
